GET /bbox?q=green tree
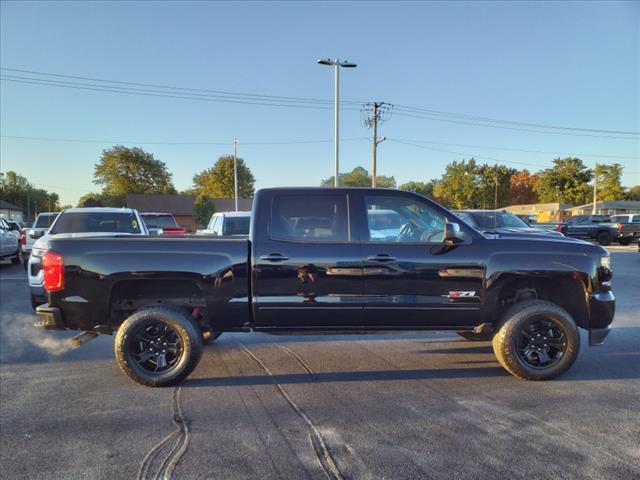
[594,164,625,201]
[626,185,640,201]
[534,157,593,205]
[0,171,60,217]
[94,146,176,197]
[477,164,516,209]
[76,192,126,208]
[193,195,216,227]
[399,180,437,198]
[321,166,396,188]
[432,158,481,209]
[191,155,255,198]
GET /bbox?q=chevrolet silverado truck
[560,214,622,246]
[34,188,615,387]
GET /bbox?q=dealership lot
[1,250,638,479]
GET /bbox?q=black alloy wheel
[131,321,183,374]
[515,316,567,369]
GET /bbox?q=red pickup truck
[140,213,187,236]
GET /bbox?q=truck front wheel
[492,300,580,381]
[596,231,611,246]
[115,306,203,387]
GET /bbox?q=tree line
[2,145,639,225]
[321,158,639,210]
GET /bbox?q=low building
[0,200,25,224]
[568,200,640,216]
[503,202,569,222]
[126,194,252,231]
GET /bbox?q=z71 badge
[447,291,476,298]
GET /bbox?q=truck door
[356,191,484,328]
[565,216,589,238]
[252,191,364,328]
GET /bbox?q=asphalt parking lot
[1,249,639,480]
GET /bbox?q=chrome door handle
[259,253,289,262]
[366,254,396,262]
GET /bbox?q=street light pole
[317,58,357,187]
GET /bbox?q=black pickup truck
[560,214,623,246]
[35,188,615,386]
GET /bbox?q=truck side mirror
[29,229,44,239]
[444,223,465,245]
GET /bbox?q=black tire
[596,231,611,246]
[618,238,631,246]
[202,331,223,345]
[11,249,20,265]
[457,331,493,341]
[492,300,580,381]
[115,306,203,387]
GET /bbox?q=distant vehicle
[140,213,187,236]
[454,210,565,239]
[560,215,622,246]
[28,208,148,309]
[608,214,640,245]
[0,217,20,264]
[22,212,59,267]
[200,211,251,236]
[5,220,23,239]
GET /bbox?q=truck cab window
[366,195,446,243]
[270,194,349,242]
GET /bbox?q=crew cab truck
[34,188,615,387]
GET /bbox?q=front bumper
[34,305,66,330]
[588,291,615,346]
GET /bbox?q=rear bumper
[34,305,66,330]
[588,291,615,346]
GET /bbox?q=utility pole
[233,139,239,212]
[593,162,598,214]
[316,58,358,187]
[362,102,391,187]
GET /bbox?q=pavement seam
[239,343,343,480]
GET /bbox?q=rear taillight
[555,224,563,232]
[20,228,26,245]
[42,251,64,292]
[617,223,622,233]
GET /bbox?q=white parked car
[22,212,59,268]
[200,211,251,236]
[0,217,21,264]
[28,207,148,309]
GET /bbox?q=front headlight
[600,255,611,270]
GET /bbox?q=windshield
[34,213,59,229]
[49,211,142,234]
[141,214,178,229]
[223,216,250,235]
[469,211,529,229]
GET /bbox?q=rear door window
[270,194,349,242]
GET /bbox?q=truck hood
[482,227,569,239]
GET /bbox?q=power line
[394,104,639,136]
[1,75,365,111]
[393,111,639,140]
[2,67,637,138]
[0,134,369,145]
[391,137,640,161]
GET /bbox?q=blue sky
[1,1,638,205]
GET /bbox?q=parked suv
[28,208,148,309]
[200,211,251,236]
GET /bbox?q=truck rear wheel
[115,306,203,387]
[597,231,611,246]
[492,300,580,381]
[457,332,493,341]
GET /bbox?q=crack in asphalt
[239,344,343,480]
[137,386,191,480]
